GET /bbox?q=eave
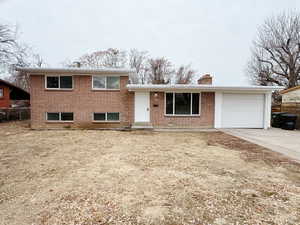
[127,84,284,93]
[15,67,135,76]
[280,86,300,94]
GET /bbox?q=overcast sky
[1,0,300,84]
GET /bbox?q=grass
[0,121,300,225]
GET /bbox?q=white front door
[135,92,150,122]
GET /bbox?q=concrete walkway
[222,128,300,162]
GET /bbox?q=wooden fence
[281,103,300,113]
[272,104,281,112]
[0,107,30,122]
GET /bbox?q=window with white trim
[92,76,120,89]
[93,112,120,121]
[46,112,74,121]
[165,93,200,115]
[46,76,73,89]
[0,88,3,97]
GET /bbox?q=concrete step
[132,122,153,129]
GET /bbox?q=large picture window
[46,76,73,89]
[46,112,74,121]
[92,76,120,89]
[165,93,200,116]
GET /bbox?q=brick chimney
[198,74,212,85]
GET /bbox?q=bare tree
[65,48,198,85]
[32,53,44,67]
[128,49,149,84]
[0,23,45,90]
[77,48,127,68]
[148,57,174,84]
[0,24,16,65]
[175,65,195,84]
[103,48,127,68]
[247,11,300,88]
[9,44,45,90]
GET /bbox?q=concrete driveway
[223,128,300,162]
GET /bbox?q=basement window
[46,112,74,122]
[61,112,74,121]
[46,75,73,89]
[92,76,120,90]
[93,112,120,122]
[165,93,200,116]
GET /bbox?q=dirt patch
[206,131,300,166]
[0,123,300,225]
[0,120,30,135]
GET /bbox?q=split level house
[16,67,283,129]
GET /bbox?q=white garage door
[221,93,265,128]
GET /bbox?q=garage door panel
[221,94,264,128]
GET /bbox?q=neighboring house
[16,67,282,129]
[280,86,300,103]
[0,79,30,109]
[280,86,300,128]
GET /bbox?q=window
[46,77,59,88]
[46,76,73,89]
[107,77,120,89]
[93,112,120,121]
[93,76,105,89]
[107,112,119,121]
[60,76,73,89]
[192,93,199,115]
[61,112,74,121]
[175,93,191,115]
[165,93,200,116]
[0,88,3,97]
[47,112,60,121]
[46,112,74,121]
[166,93,173,114]
[92,76,120,89]
[94,113,106,121]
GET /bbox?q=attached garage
[221,93,265,128]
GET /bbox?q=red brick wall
[150,92,215,128]
[30,75,215,129]
[0,85,10,108]
[30,75,134,129]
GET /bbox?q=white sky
[1,0,300,84]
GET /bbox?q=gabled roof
[16,67,135,76]
[280,86,300,94]
[127,84,284,92]
[0,79,29,95]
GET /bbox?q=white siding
[282,89,300,103]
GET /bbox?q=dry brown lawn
[0,121,300,225]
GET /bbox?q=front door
[134,92,150,122]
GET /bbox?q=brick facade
[0,85,10,108]
[30,75,134,129]
[30,74,215,129]
[150,92,215,128]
